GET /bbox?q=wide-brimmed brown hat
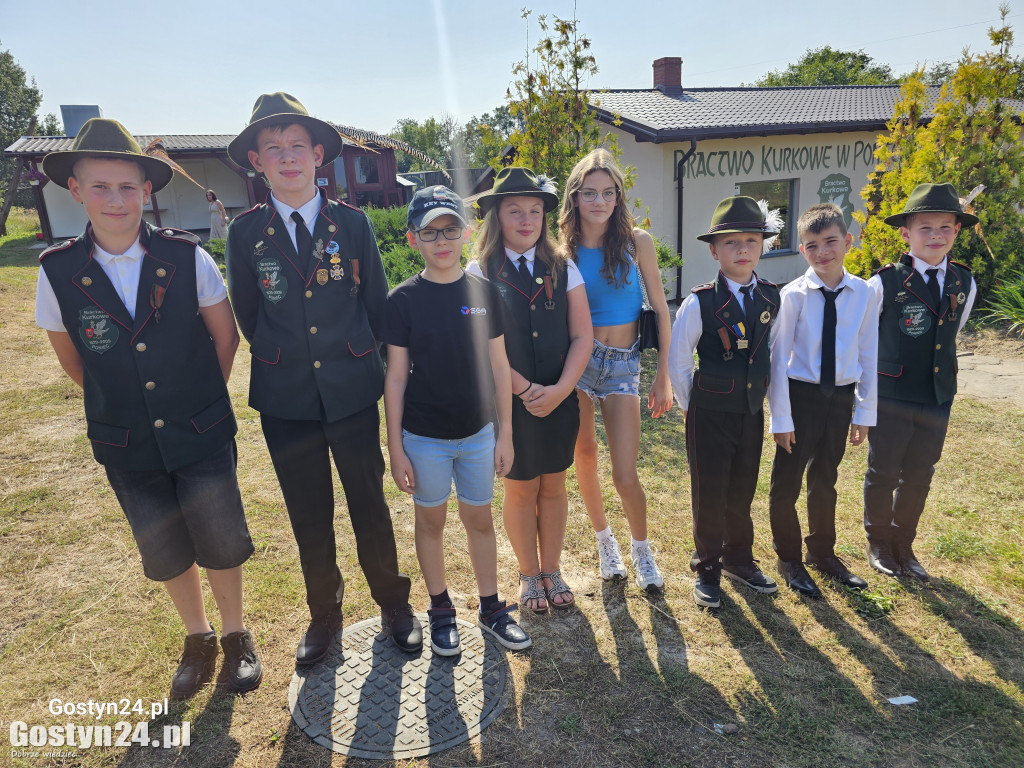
[697,196,777,243]
[41,118,174,192]
[227,92,342,171]
[475,167,559,217]
[883,182,979,227]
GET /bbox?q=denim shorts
[576,338,641,400]
[104,440,254,581]
[401,422,495,507]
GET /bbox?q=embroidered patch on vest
[78,307,118,354]
[899,301,932,338]
[257,257,288,303]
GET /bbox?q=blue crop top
[576,246,643,326]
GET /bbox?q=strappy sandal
[519,572,548,614]
[540,569,575,609]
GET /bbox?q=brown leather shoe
[894,545,929,582]
[866,543,902,577]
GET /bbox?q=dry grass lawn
[1,225,1022,768]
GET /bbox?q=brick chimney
[653,57,682,95]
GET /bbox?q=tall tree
[752,46,897,87]
[0,44,44,200]
[847,6,1024,299]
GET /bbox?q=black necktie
[820,287,843,397]
[740,285,756,343]
[291,211,312,261]
[517,255,533,292]
[925,268,941,308]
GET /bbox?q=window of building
[332,159,348,200]
[355,155,380,185]
[734,179,795,255]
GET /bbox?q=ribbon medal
[718,327,733,360]
[733,323,749,349]
[149,284,165,324]
[543,276,555,310]
[350,258,361,296]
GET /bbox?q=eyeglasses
[415,226,463,242]
[579,188,619,203]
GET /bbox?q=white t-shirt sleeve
[195,245,228,306]
[35,267,67,332]
[667,293,702,411]
[465,260,484,278]
[565,259,584,291]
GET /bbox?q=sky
[0,0,1018,137]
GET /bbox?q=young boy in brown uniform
[35,119,261,698]
[668,196,781,608]
[225,93,418,662]
[864,183,977,581]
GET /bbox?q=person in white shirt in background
[768,203,877,597]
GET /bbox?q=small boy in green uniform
[225,93,418,663]
[35,119,261,699]
[668,196,781,608]
[864,183,977,581]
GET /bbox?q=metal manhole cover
[288,614,508,759]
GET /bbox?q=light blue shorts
[401,422,495,507]
[576,338,641,401]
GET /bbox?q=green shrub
[365,205,421,287]
[980,270,1024,337]
[205,237,226,260]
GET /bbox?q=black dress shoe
[806,554,869,590]
[866,543,902,577]
[383,604,423,653]
[776,560,821,597]
[296,605,342,665]
[894,545,929,582]
[170,630,217,700]
[221,630,263,693]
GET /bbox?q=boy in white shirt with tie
[768,203,877,596]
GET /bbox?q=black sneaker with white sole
[722,562,778,593]
[478,601,532,650]
[693,567,721,608]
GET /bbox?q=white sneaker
[632,544,664,591]
[597,536,627,580]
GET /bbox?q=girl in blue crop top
[558,149,674,591]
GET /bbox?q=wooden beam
[0,117,37,236]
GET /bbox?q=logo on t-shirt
[461,306,487,315]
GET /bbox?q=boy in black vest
[668,196,781,608]
[35,119,261,699]
[864,183,977,582]
[225,93,417,662]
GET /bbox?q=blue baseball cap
[407,185,468,230]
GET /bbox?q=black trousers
[686,404,763,572]
[260,404,411,613]
[768,380,855,563]
[863,396,952,549]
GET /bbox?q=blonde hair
[472,197,565,280]
[558,148,636,288]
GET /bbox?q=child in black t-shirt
[383,186,530,654]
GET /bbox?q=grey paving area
[288,615,507,759]
[957,353,1024,409]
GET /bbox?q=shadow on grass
[0,235,43,267]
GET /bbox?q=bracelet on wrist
[515,382,533,397]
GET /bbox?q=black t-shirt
[383,271,504,439]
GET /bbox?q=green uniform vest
[225,192,387,422]
[876,255,970,405]
[40,223,236,471]
[691,273,779,415]
[485,253,570,385]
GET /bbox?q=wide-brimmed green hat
[697,196,775,243]
[883,182,979,228]
[476,167,559,217]
[41,118,174,192]
[227,92,342,171]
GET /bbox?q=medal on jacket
[254,240,268,257]
[150,284,165,324]
[313,238,325,261]
[733,323,748,350]
[760,310,771,324]
[317,268,329,285]
[350,258,361,296]
[327,241,343,279]
[895,290,908,303]
[543,275,555,310]
[718,327,733,360]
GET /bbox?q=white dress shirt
[667,274,757,411]
[767,267,880,433]
[36,237,227,332]
[465,249,584,291]
[866,253,977,332]
[269,191,322,251]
